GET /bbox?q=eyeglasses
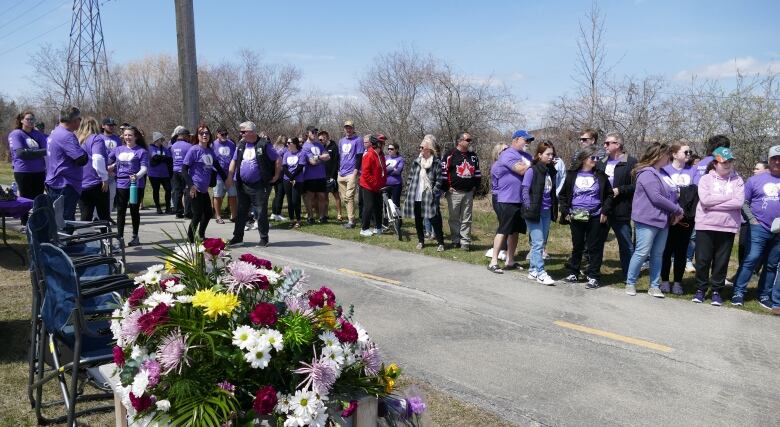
[388,147,396,151]
[683,150,692,155]
[239,130,248,134]
[605,140,619,145]
[580,137,593,141]
[419,146,424,150]
[589,156,601,161]
[462,138,472,143]
[199,131,211,136]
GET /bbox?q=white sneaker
[244,222,254,231]
[685,261,696,273]
[269,214,278,221]
[251,222,258,230]
[359,229,373,237]
[484,248,494,258]
[536,271,555,286]
[277,214,287,221]
[498,250,507,261]
[527,271,538,280]
[373,228,382,235]
[648,287,665,298]
[625,284,637,296]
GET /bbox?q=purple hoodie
[631,166,683,228]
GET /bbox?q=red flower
[249,303,278,326]
[160,277,179,291]
[129,392,153,412]
[341,400,358,417]
[127,286,147,308]
[239,253,272,269]
[335,321,358,344]
[137,303,170,335]
[202,238,226,256]
[308,287,336,309]
[252,385,278,415]
[113,346,125,367]
[256,274,270,290]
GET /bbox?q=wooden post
[354,396,378,427]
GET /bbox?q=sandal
[503,262,523,271]
[487,264,504,274]
[337,215,344,222]
[215,218,225,224]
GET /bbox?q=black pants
[284,180,303,221]
[360,187,382,231]
[385,184,402,209]
[188,191,213,242]
[115,187,144,237]
[491,194,509,251]
[271,180,285,216]
[414,202,444,245]
[171,171,191,216]
[149,177,172,211]
[234,182,271,241]
[662,222,694,283]
[78,184,110,221]
[14,171,45,224]
[566,216,609,279]
[695,230,735,292]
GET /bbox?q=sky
[0,0,778,127]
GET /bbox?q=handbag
[571,208,590,222]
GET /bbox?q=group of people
[8,107,780,313]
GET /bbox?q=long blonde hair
[632,142,670,179]
[76,116,100,143]
[491,142,508,162]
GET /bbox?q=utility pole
[174,0,200,130]
[63,0,109,113]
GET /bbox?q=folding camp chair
[30,243,135,426]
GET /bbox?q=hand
[130,174,136,181]
[671,213,682,225]
[189,186,197,199]
[612,188,619,197]
[600,214,607,224]
[291,180,296,186]
[101,182,109,192]
[566,215,571,222]
[225,177,233,189]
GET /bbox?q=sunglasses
[199,131,211,136]
[239,130,249,134]
[589,156,601,161]
[462,138,472,142]
[683,150,692,155]
[388,147,396,151]
[580,137,592,141]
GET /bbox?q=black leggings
[115,187,144,237]
[272,180,285,216]
[414,202,444,244]
[188,191,213,242]
[149,177,172,211]
[360,187,382,231]
[284,180,302,221]
[78,184,110,221]
[662,222,694,283]
[14,171,45,224]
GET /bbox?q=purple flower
[120,310,143,344]
[223,261,268,293]
[407,396,427,415]
[361,343,381,376]
[294,348,337,394]
[141,359,162,388]
[217,380,235,394]
[341,400,358,417]
[156,329,189,374]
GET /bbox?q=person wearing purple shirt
[521,139,558,285]
[270,136,288,222]
[211,128,237,224]
[170,128,193,218]
[301,126,330,224]
[733,145,780,310]
[487,133,533,274]
[384,142,405,210]
[693,134,731,185]
[147,132,173,214]
[46,107,88,227]
[76,117,110,221]
[182,125,227,243]
[625,143,684,297]
[97,118,121,213]
[8,111,48,224]
[108,126,149,246]
[337,121,364,228]
[282,137,306,227]
[559,145,613,288]
[228,121,281,247]
[319,131,343,222]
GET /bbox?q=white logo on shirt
[117,151,135,162]
[763,182,780,198]
[217,146,231,157]
[286,155,299,166]
[605,163,616,178]
[386,159,397,168]
[544,176,553,193]
[26,138,39,149]
[341,143,352,154]
[201,154,213,166]
[243,148,256,160]
[575,176,595,189]
[670,173,691,187]
[310,146,321,156]
[104,139,117,150]
[713,179,735,195]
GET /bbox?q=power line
[0,0,27,25]
[0,20,69,58]
[0,0,48,33]
[0,1,71,44]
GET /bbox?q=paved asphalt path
[123,212,780,426]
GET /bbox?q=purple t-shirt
[212,139,236,173]
[572,171,601,215]
[385,154,405,187]
[302,140,326,180]
[494,148,531,203]
[8,128,47,173]
[604,158,620,186]
[96,133,121,156]
[745,172,780,231]
[694,156,714,185]
[171,140,192,172]
[110,145,149,189]
[282,150,306,182]
[45,125,87,193]
[147,145,171,178]
[234,141,279,184]
[82,134,109,189]
[659,168,679,205]
[183,145,215,193]
[662,163,696,190]
[522,167,553,210]
[338,134,364,176]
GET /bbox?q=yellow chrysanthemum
[382,363,400,393]
[384,377,395,393]
[319,308,337,328]
[164,260,177,274]
[385,363,400,377]
[192,289,239,319]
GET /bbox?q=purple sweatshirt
[385,154,405,187]
[631,167,683,228]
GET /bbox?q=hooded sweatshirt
[695,169,744,234]
[631,166,683,228]
[359,148,386,192]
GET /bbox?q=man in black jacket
[441,132,482,250]
[319,131,343,221]
[596,132,637,277]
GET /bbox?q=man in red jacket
[359,134,387,236]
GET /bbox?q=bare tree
[574,1,608,125]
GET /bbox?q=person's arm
[273,157,282,183]
[522,168,534,209]
[473,155,482,190]
[92,153,109,182]
[642,174,682,215]
[601,175,614,218]
[14,148,47,159]
[135,151,149,180]
[557,172,572,217]
[213,161,227,182]
[511,161,530,175]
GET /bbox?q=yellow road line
[338,268,401,285]
[554,320,673,353]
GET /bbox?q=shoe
[758,298,772,310]
[307,217,316,225]
[648,287,665,298]
[692,290,705,303]
[251,222,258,231]
[585,277,600,289]
[710,292,723,306]
[436,244,445,252]
[108,217,117,225]
[503,262,523,271]
[269,214,278,221]
[660,282,671,293]
[641,261,649,271]
[258,239,269,247]
[685,261,696,273]
[564,274,579,283]
[184,213,193,219]
[164,208,172,214]
[772,306,780,316]
[731,294,744,306]
[672,283,684,295]
[485,248,493,258]
[176,213,184,219]
[543,250,549,260]
[359,229,373,237]
[293,222,301,229]
[536,271,555,286]
[487,264,504,274]
[156,208,163,214]
[416,242,423,250]
[228,237,243,246]
[244,223,252,231]
[215,218,225,224]
[319,216,328,224]
[342,222,355,229]
[527,271,538,280]
[724,278,733,286]
[127,236,140,247]
[425,232,433,240]
[373,228,382,235]
[625,284,637,296]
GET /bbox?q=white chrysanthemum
[353,322,370,346]
[318,331,339,349]
[148,264,165,273]
[244,342,272,369]
[232,325,257,350]
[321,345,345,368]
[260,328,284,352]
[176,294,193,304]
[260,269,281,284]
[309,412,329,427]
[144,291,175,307]
[130,370,149,396]
[276,392,292,413]
[155,399,171,412]
[290,389,319,418]
[284,415,309,427]
[344,348,357,367]
[167,283,186,293]
[111,308,123,342]
[130,345,149,361]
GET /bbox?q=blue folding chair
[30,243,135,426]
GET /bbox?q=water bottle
[10,182,18,196]
[129,177,138,204]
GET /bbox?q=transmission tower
[63,0,109,113]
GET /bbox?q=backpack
[235,138,275,184]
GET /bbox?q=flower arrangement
[111,235,426,426]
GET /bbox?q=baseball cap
[102,117,117,125]
[768,145,780,159]
[152,131,164,142]
[512,130,534,142]
[343,120,354,127]
[176,127,191,136]
[376,133,387,143]
[713,147,735,162]
[216,126,228,134]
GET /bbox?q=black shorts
[325,178,338,193]
[496,202,526,235]
[303,179,327,193]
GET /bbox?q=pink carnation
[308,287,336,309]
[127,286,147,308]
[113,346,125,367]
[335,321,358,344]
[129,392,153,412]
[252,385,278,415]
[202,238,226,256]
[137,304,170,335]
[341,400,358,417]
[160,276,179,290]
[239,253,272,269]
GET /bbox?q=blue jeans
[47,184,80,225]
[608,218,634,277]
[526,209,551,274]
[734,224,780,300]
[627,223,669,288]
[687,229,696,262]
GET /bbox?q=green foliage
[162,388,239,427]
[278,312,315,353]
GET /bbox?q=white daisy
[176,295,193,304]
[232,325,257,350]
[260,328,284,352]
[144,291,175,307]
[147,264,165,273]
[321,345,345,368]
[284,415,309,427]
[130,370,149,395]
[166,283,186,293]
[318,331,339,349]
[353,321,370,346]
[275,392,292,413]
[290,389,319,418]
[244,342,272,369]
[155,399,171,412]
